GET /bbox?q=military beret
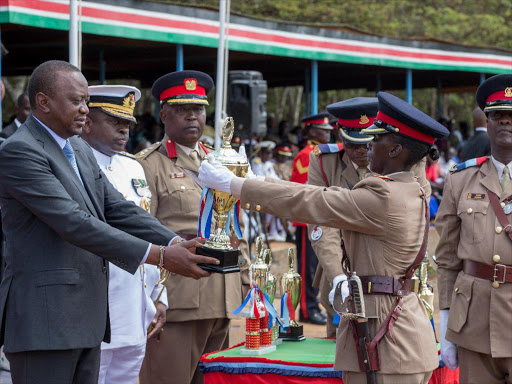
[301,112,333,130]
[476,74,512,113]
[362,92,449,144]
[327,97,377,144]
[88,85,141,123]
[152,70,214,106]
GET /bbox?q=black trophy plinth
[197,246,241,274]
[279,325,306,341]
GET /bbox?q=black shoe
[302,311,327,325]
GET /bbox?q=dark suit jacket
[0,115,176,353]
[0,120,18,139]
[460,130,491,162]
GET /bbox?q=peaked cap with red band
[326,97,377,144]
[152,70,214,106]
[476,74,512,113]
[362,92,449,145]
[301,112,333,130]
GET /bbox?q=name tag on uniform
[467,193,485,200]
[170,172,185,179]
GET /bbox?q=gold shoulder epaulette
[118,151,136,159]
[134,141,161,159]
[313,145,321,156]
[253,157,262,164]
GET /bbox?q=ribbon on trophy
[197,187,214,238]
[233,286,282,330]
[279,290,295,332]
[197,186,243,240]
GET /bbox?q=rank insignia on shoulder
[373,175,392,181]
[132,179,151,198]
[315,143,344,156]
[467,193,486,200]
[311,226,323,241]
[450,156,489,173]
[119,151,136,159]
[169,172,185,179]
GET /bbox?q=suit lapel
[73,144,101,218]
[26,117,99,217]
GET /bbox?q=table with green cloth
[200,338,459,384]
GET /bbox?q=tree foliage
[156,0,512,50]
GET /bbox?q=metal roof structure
[1,0,511,92]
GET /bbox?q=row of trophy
[236,237,305,355]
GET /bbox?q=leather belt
[464,260,512,284]
[360,275,412,296]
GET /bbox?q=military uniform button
[466,208,473,214]
[245,203,251,210]
[454,287,459,293]
[493,255,501,263]
[255,204,261,212]
[496,226,503,234]
[501,202,506,208]
[107,166,113,171]
[180,185,185,190]
[492,281,500,289]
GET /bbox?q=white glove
[238,145,256,179]
[329,274,349,307]
[198,157,235,193]
[440,309,459,370]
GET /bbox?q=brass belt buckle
[493,264,507,288]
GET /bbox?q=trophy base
[279,325,306,341]
[240,345,276,355]
[197,246,241,274]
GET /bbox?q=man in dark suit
[0,60,218,383]
[0,92,30,139]
[460,107,491,161]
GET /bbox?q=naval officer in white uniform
[81,85,168,384]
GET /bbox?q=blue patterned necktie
[63,139,82,182]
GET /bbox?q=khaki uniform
[137,136,249,384]
[307,152,430,338]
[307,150,360,337]
[240,171,438,376]
[435,159,512,382]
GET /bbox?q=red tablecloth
[200,339,459,384]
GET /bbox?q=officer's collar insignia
[505,87,512,98]
[316,143,344,155]
[467,193,486,200]
[132,178,150,197]
[185,78,197,91]
[450,156,489,173]
[359,115,369,125]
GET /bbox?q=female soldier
[199,92,449,384]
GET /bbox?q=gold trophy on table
[279,248,305,341]
[197,117,248,274]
